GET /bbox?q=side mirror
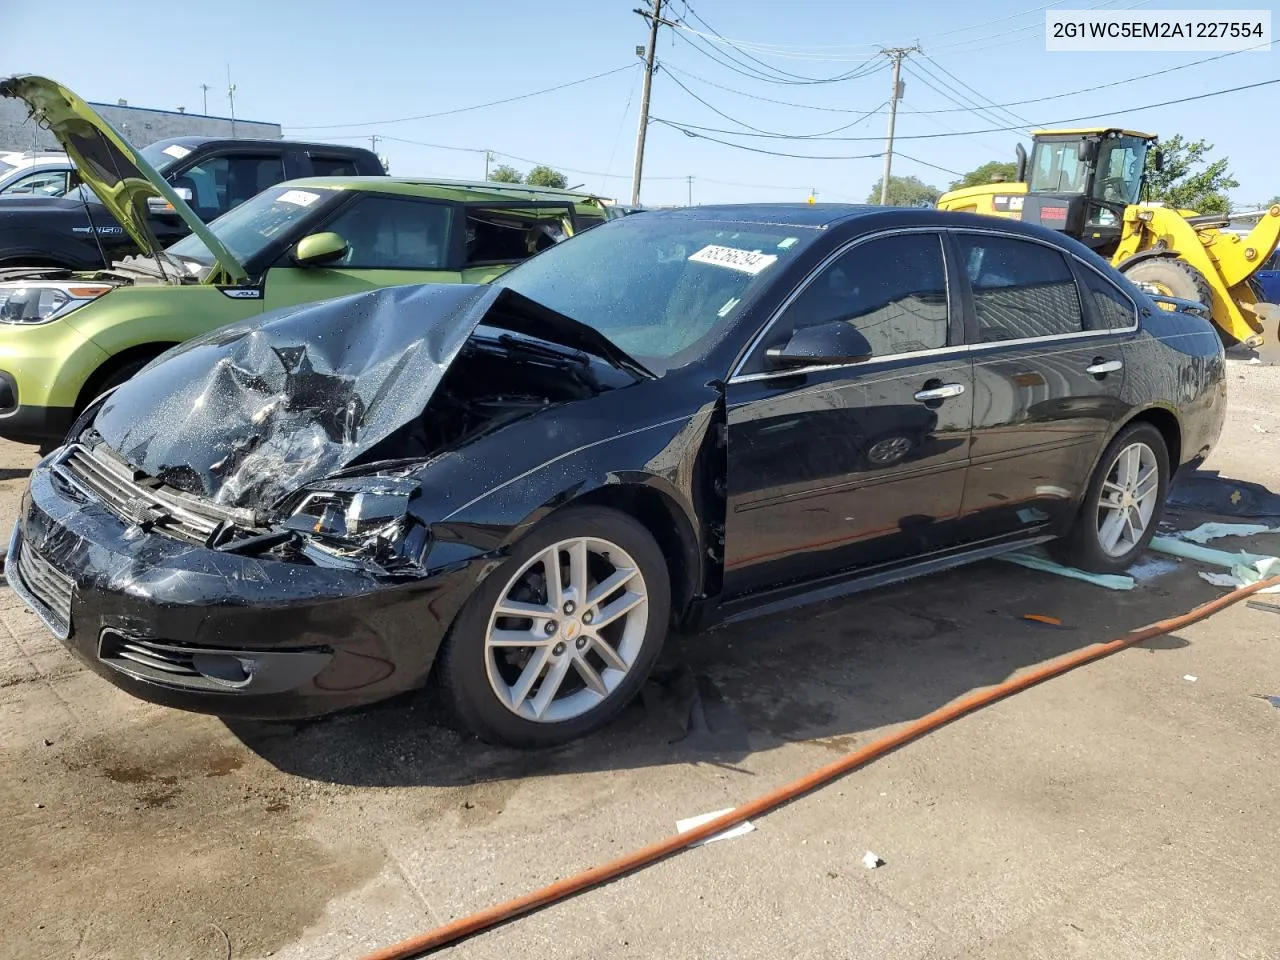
[1077,140,1098,163]
[1014,143,1027,183]
[765,321,874,370]
[146,186,193,215]
[294,231,349,267]
[1152,149,1164,173]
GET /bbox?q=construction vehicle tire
[1121,258,1228,343]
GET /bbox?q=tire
[1048,422,1170,574]
[81,357,151,408]
[438,505,671,748]
[1120,258,1230,344]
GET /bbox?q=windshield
[1092,136,1148,206]
[139,140,192,176]
[1029,141,1086,193]
[494,215,819,370]
[168,184,340,266]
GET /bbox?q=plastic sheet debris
[1179,522,1279,544]
[999,550,1135,590]
[1148,536,1274,569]
[1183,675,1198,682]
[1191,554,1280,594]
[675,809,755,846]
[1200,571,1244,588]
[1254,695,1280,709]
[1167,472,1280,519]
[862,851,884,869]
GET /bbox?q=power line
[893,152,964,177]
[655,118,885,160]
[671,19,887,86]
[654,76,1280,143]
[904,62,1031,134]
[287,64,635,131]
[917,54,1036,128]
[662,65,885,138]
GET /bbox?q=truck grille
[14,539,74,637]
[52,444,251,546]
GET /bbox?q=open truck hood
[0,75,249,283]
[90,284,647,512]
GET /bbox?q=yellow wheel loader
[936,128,1280,347]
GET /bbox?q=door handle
[914,382,966,402]
[1086,358,1123,375]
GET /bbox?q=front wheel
[438,505,671,748]
[1048,422,1169,573]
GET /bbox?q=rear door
[954,230,1131,535]
[262,192,458,310]
[723,230,974,596]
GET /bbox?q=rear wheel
[439,506,670,748]
[1121,258,1229,343]
[1049,422,1169,573]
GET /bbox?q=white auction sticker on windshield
[162,144,191,160]
[276,189,321,207]
[689,244,778,275]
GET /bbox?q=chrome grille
[15,539,73,636]
[53,444,244,545]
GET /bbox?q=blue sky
[3,0,1275,207]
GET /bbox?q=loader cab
[1021,128,1156,254]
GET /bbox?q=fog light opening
[191,652,252,684]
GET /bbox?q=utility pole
[686,175,693,206]
[485,150,494,180]
[200,83,210,115]
[226,65,237,137]
[369,135,380,154]
[878,46,919,205]
[631,0,673,206]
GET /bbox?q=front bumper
[7,460,470,718]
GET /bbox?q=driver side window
[767,232,950,362]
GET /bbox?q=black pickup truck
[0,136,385,269]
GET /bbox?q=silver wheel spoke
[509,646,552,710]
[542,546,565,609]
[572,656,608,697]
[1121,446,1141,485]
[567,539,590,607]
[589,635,629,672]
[1102,480,1125,499]
[594,590,646,628]
[1099,508,1127,552]
[528,656,572,719]
[495,599,553,619]
[490,628,544,647]
[587,566,639,606]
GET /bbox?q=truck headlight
[0,282,112,325]
[282,476,418,540]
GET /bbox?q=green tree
[1267,195,1280,207]
[524,165,569,189]
[489,164,523,183]
[950,160,1020,190]
[1144,135,1238,214]
[866,175,941,207]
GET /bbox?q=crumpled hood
[93,284,502,512]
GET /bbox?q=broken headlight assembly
[281,475,420,555]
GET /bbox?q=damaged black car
[9,205,1226,747]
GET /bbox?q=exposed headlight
[282,475,418,540]
[0,282,112,325]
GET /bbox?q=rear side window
[465,206,573,266]
[173,154,288,220]
[1079,267,1136,329]
[958,234,1083,342]
[774,232,950,357]
[310,156,360,177]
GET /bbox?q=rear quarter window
[1079,267,1137,330]
[309,156,361,177]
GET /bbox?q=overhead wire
[286,64,635,131]
[903,62,1032,134]
[917,54,1037,128]
[671,19,888,86]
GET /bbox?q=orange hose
[357,573,1280,960]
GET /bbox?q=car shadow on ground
[226,554,1211,790]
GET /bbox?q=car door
[262,192,459,311]
[722,230,974,596]
[954,231,1130,536]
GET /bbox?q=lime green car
[0,77,608,447]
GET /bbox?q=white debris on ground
[862,851,884,869]
[675,809,756,847]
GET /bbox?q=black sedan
[8,205,1226,747]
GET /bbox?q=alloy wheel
[1095,441,1160,557]
[484,536,649,723]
